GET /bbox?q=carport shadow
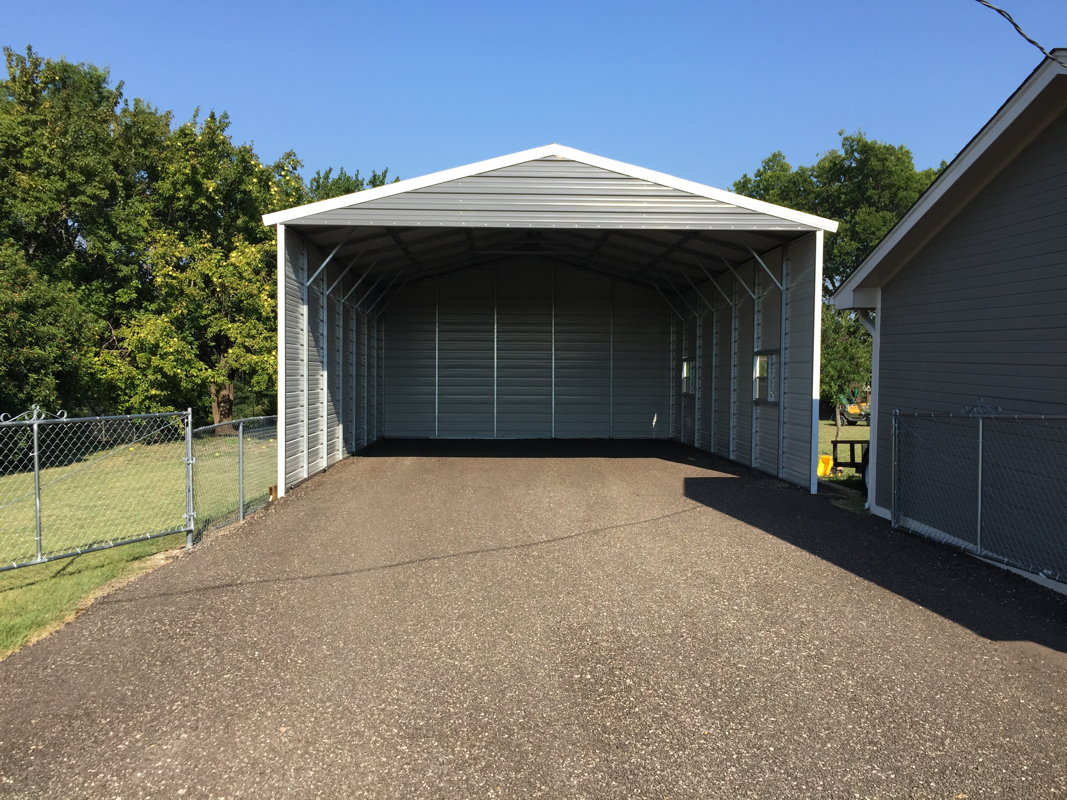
[683,472,1067,654]
[359,437,710,466]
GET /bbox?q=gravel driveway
[1,440,1064,798]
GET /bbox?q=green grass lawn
[818,418,870,492]
[0,426,276,660]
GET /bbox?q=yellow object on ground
[817,454,834,477]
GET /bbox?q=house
[834,51,1067,586]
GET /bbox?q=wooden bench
[831,440,869,471]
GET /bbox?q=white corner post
[276,224,287,498]
[810,231,824,494]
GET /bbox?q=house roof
[834,50,1067,310]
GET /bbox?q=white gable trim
[262,144,838,232]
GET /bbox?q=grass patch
[819,419,869,493]
[0,532,184,659]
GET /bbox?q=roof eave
[834,53,1067,310]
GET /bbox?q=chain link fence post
[185,408,195,550]
[32,418,42,562]
[891,409,899,529]
[238,419,245,522]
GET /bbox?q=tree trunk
[210,382,235,426]
[834,404,843,441]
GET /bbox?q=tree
[307,166,395,201]
[733,130,944,294]
[819,303,872,438]
[733,130,944,425]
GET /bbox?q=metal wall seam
[551,264,556,438]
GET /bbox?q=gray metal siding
[306,246,327,475]
[283,231,306,487]
[554,269,612,438]
[497,260,553,438]
[732,266,755,466]
[613,280,671,438]
[384,281,437,437]
[781,234,817,487]
[326,291,341,465]
[342,303,356,453]
[438,268,495,437]
[874,110,1067,512]
[754,252,783,475]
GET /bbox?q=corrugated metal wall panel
[306,246,327,475]
[343,302,356,453]
[699,310,714,451]
[554,268,611,437]
[283,231,305,487]
[326,291,341,465]
[438,267,495,437]
[681,315,697,444]
[781,234,817,487]
[384,281,437,437]
[713,292,732,456]
[497,260,553,437]
[613,280,671,438]
[733,264,755,466]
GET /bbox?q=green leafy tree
[734,130,944,425]
[0,244,94,413]
[307,166,396,201]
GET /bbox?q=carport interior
[271,148,830,495]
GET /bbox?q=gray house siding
[874,110,1067,519]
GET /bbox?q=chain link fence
[0,409,278,572]
[893,411,1067,584]
[192,417,277,536]
[0,408,193,571]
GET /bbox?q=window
[682,359,695,396]
[754,352,779,403]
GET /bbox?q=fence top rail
[0,410,188,428]
[192,416,278,435]
[893,410,1067,421]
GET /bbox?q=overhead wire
[973,0,1067,69]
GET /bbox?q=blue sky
[6,1,1067,189]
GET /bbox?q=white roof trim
[834,52,1067,308]
[262,143,839,232]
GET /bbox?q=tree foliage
[733,130,944,408]
[0,45,393,422]
[733,130,944,294]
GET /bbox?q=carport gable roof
[834,51,1067,310]
[262,144,838,232]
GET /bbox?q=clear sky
[5,0,1067,190]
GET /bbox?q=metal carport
[262,145,838,497]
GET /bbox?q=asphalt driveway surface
[1,440,1065,798]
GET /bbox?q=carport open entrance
[265,146,836,495]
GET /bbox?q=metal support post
[976,417,983,554]
[33,420,41,562]
[185,408,195,549]
[891,409,899,529]
[238,420,245,522]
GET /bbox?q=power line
[974,0,1067,69]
